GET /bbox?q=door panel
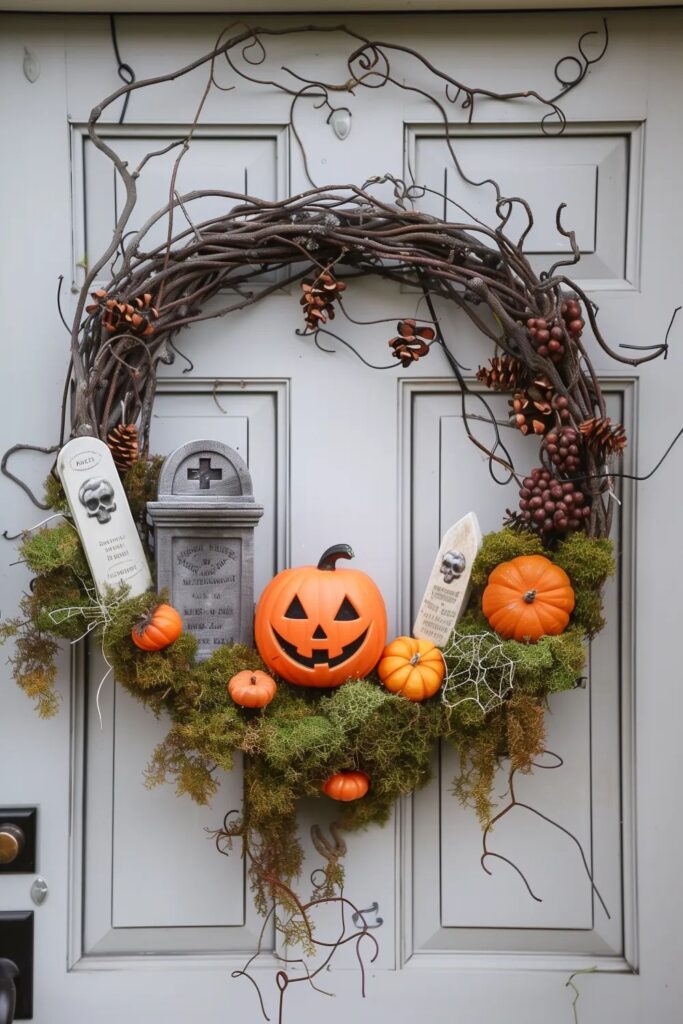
[75,124,288,291]
[410,124,643,288]
[80,384,286,955]
[0,10,681,1024]
[405,384,631,958]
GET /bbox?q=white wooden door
[1,10,682,1023]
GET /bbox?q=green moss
[470,528,544,588]
[553,533,615,636]
[507,629,586,694]
[43,473,69,514]
[124,457,164,537]
[4,515,614,938]
[20,523,91,580]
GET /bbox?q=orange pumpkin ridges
[378,636,445,702]
[254,544,387,689]
[228,670,277,709]
[482,555,575,643]
[131,603,183,651]
[321,770,370,802]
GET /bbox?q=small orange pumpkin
[131,603,183,651]
[228,670,277,708]
[378,636,445,701]
[482,554,575,642]
[321,770,370,802]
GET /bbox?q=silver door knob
[0,825,24,866]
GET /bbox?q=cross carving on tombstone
[187,457,223,490]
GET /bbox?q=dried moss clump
[446,527,615,827]
[123,457,164,540]
[452,691,546,825]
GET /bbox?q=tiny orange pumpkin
[228,670,277,709]
[131,603,183,651]
[482,554,575,642]
[378,636,445,701]
[321,770,370,802]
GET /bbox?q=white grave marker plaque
[413,511,482,647]
[57,437,152,598]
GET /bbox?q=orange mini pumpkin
[321,770,370,802]
[254,544,387,688]
[131,603,183,651]
[378,637,445,701]
[228,670,277,708]
[482,554,575,642]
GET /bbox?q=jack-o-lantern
[254,544,387,688]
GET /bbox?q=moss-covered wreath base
[1,469,614,929]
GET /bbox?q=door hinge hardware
[22,48,40,84]
[30,878,48,907]
[351,901,383,930]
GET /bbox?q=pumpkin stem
[523,589,537,604]
[249,675,257,685]
[133,606,154,635]
[317,544,355,570]
[410,653,421,665]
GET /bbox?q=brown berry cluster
[86,290,158,337]
[300,272,346,330]
[526,316,566,363]
[525,296,585,365]
[560,295,585,341]
[543,426,582,477]
[519,467,590,539]
[553,394,572,426]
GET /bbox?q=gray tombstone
[146,440,264,661]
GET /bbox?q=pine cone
[107,423,139,474]
[579,417,627,458]
[388,319,435,367]
[476,354,527,392]
[86,290,158,338]
[509,376,555,435]
[502,508,534,534]
[300,271,346,330]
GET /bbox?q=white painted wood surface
[0,11,682,1023]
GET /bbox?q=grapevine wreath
[0,18,660,1010]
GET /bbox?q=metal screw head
[329,107,352,140]
[31,878,48,906]
[23,48,40,83]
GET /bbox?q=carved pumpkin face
[254,544,387,688]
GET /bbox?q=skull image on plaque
[147,441,264,661]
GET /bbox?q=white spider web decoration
[442,632,515,715]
